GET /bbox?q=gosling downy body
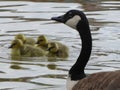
[15,34,36,45]
[47,42,69,58]
[9,39,45,57]
[51,10,120,90]
[37,35,69,58]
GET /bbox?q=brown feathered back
[72,70,120,90]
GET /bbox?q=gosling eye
[36,39,44,44]
[48,46,54,51]
[12,43,16,46]
[38,40,44,43]
[39,40,44,42]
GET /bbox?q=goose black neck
[69,17,92,80]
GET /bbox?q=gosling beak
[47,47,51,51]
[47,47,53,51]
[36,41,39,44]
[51,15,64,23]
[8,43,15,48]
[8,45,13,48]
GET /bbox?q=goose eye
[68,12,73,18]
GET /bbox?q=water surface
[0,1,120,90]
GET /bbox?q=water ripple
[0,1,120,90]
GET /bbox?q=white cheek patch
[65,15,81,29]
[66,75,79,90]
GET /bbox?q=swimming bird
[36,35,49,50]
[47,42,69,58]
[51,10,120,90]
[15,34,36,45]
[9,39,45,57]
[36,35,69,58]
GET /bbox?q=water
[0,0,120,90]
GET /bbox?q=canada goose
[15,34,36,45]
[47,42,69,58]
[36,35,69,58]
[51,10,120,90]
[9,39,45,57]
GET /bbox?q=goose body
[72,70,120,90]
[51,10,120,90]
[15,34,36,45]
[9,39,45,57]
[36,35,69,58]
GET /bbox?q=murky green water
[0,0,120,90]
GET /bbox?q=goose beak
[51,15,64,23]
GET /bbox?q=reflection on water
[0,0,120,90]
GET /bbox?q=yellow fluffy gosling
[15,34,35,45]
[47,42,69,58]
[36,35,49,50]
[9,39,45,57]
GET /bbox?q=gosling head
[36,35,48,46]
[48,43,59,53]
[51,10,87,29]
[9,39,23,49]
[15,34,26,43]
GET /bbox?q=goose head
[15,34,26,43]
[52,10,88,29]
[36,35,48,46]
[9,39,23,49]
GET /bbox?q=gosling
[9,39,45,57]
[15,34,36,45]
[47,42,69,58]
[36,35,49,50]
